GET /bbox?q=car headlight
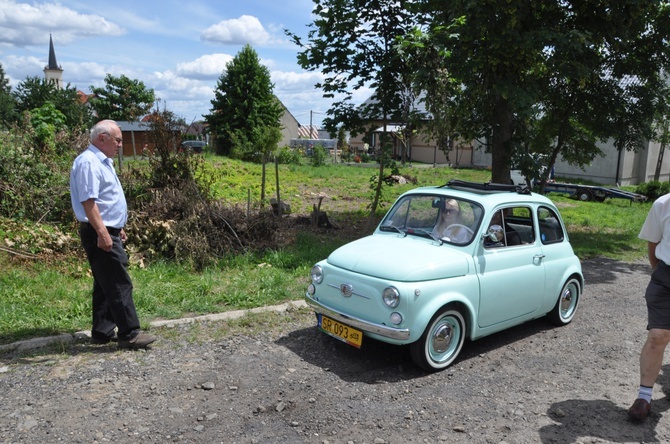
[310,265,323,284]
[382,286,400,308]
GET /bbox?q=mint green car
[305,180,583,371]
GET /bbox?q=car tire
[410,307,465,372]
[547,277,581,326]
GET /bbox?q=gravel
[1,258,669,444]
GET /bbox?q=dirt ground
[1,257,670,444]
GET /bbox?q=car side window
[485,206,534,248]
[538,207,564,244]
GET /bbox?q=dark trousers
[79,224,139,340]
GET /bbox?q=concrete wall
[279,111,300,148]
[350,118,670,185]
[552,139,670,186]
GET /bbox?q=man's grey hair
[90,120,119,143]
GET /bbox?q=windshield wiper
[380,225,407,236]
[410,228,440,242]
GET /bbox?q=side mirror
[485,224,504,243]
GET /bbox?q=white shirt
[639,193,670,264]
[69,145,127,228]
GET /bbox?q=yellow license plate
[319,315,363,348]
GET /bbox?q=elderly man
[70,120,156,349]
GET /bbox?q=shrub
[0,121,87,223]
[275,146,302,165]
[635,181,670,200]
[310,144,329,167]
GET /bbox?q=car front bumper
[305,293,411,341]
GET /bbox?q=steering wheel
[444,224,474,241]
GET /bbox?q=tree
[287,0,417,229]
[254,124,283,208]
[29,102,67,151]
[89,74,155,121]
[0,63,16,127]
[410,0,670,184]
[205,44,283,158]
[13,76,91,131]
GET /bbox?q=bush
[635,181,670,200]
[275,146,302,165]
[0,122,87,223]
[310,144,329,167]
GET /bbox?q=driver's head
[442,199,460,221]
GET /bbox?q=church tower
[43,34,63,89]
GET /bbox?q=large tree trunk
[490,95,515,184]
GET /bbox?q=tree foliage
[205,44,283,159]
[89,74,156,122]
[408,0,670,184]
[287,0,417,228]
[13,76,92,132]
[0,63,16,127]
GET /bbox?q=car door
[474,206,546,329]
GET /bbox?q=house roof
[298,125,320,139]
[359,91,432,121]
[117,121,151,132]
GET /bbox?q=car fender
[407,282,479,343]
[540,263,584,314]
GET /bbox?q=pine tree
[205,44,283,159]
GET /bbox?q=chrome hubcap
[432,323,452,354]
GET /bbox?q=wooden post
[275,156,282,217]
[131,130,137,159]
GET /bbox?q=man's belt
[79,222,121,236]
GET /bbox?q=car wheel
[547,277,581,325]
[410,308,465,372]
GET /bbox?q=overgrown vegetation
[0,118,87,222]
[635,181,670,200]
[0,107,660,345]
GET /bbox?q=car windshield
[379,194,483,245]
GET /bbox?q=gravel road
[1,258,668,444]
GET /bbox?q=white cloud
[2,54,42,85]
[201,15,271,46]
[272,70,323,92]
[176,53,234,80]
[0,0,124,47]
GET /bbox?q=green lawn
[0,158,652,344]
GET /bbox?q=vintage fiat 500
[305,180,583,371]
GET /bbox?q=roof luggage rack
[443,180,532,195]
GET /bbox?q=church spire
[44,34,63,89]
[47,34,61,70]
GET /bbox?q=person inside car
[432,198,472,243]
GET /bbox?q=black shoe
[628,398,651,422]
[118,332,157,349]
[90,335,118,345]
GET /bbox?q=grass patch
[0,160,654,344]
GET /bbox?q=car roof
[402,180,555,208]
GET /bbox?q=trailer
[543,182,647,203]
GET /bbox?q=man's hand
[97,231,113,252]
[120,229,127,243]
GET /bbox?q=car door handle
[533,253,546,264]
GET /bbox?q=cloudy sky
[0,0,371,126]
